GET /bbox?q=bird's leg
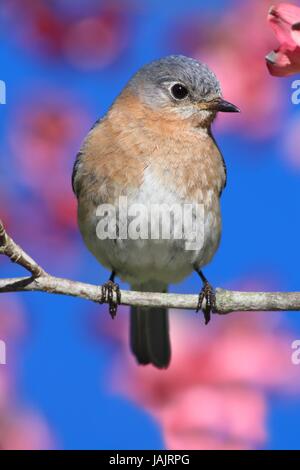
[194,268,216,325]
[100,271,121,319]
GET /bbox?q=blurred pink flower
[0,298,55,449]
[266,3,300,76]
[8,90,90,234]
[169,0,283,138]
[0,298,26,409]
[3,0,136,70]
[160,386,266,450]
[61,6,131,71]
[105,291,299,449]
[0,410,54,450]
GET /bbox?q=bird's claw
[196,281,216,324]
[100,280,121,319]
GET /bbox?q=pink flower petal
[268,3,300,47]
[266,43,300,76]
[273,3,300,25]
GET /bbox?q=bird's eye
[170,83,189,100]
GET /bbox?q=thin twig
[0,220,45,277]
[0,220,300,314]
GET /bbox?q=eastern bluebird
[72,55,239,369]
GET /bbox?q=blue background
[0,0,300,449]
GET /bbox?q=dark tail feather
[130,282,171,369]
[130,306,171,368]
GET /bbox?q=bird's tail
[130,281,171,369]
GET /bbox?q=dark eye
[170,83,189,100]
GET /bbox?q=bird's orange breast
[76,90,226,206]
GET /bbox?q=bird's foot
[100,280,121,319]
[196,280,216,325]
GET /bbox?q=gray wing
[72,150,83,195]
[72,118,102,196]
[209,128,227,195]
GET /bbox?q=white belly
[79,169,221,285]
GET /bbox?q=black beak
[215,98,240,113]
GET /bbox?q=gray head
[128,55,239,126]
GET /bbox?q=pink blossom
[266,3,300,76]
[3,0,135,70]
[8,91,90,235]
[107,298,300,449]
[0,299,55,449]
[160,386,266,450]
[0,411,54,450]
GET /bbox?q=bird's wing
[208,128,227,195]
[72,117,103,196]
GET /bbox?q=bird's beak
[216,98,240,113]
[201,98,240,113]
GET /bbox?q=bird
[72,55,239,369]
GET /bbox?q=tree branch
[0,220,45,277]
[1,219,300,314]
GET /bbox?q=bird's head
[127,55,240,128]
